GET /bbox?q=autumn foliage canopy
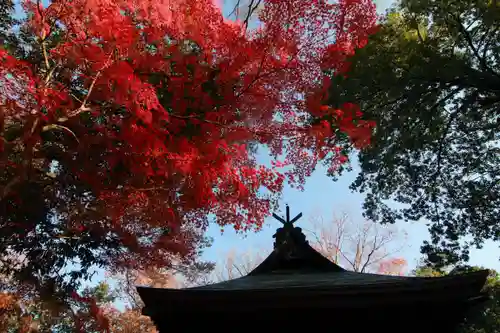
[0,0,377,310]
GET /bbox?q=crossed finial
[272,204,303,226]
[272,204,306,253]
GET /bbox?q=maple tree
[0,0,378,325]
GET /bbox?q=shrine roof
[137,205,489,306]
[187,205,416,290]
[186,270,413,291]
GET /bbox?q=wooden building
[138,206,489,332]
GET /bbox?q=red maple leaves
[0,0,377,296]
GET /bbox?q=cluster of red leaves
[0,288,69,333]
[105,307,158,333]
[71,291,111,333]
[377,258,408,276]
[0,0,377,304]
[0,292,20,329]
[0,294,37,333]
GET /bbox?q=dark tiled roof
[187,270,413,291]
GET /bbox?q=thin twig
[58,54,113,122]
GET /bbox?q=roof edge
[137,271,488,317]
[136,268,489,304]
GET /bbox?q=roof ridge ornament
[272,204,303,226]
[272,205,306,258]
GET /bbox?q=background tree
[413,263,499,333]
[225,0,265,29]
[0,280,116,333]
[305,210,408,273]
[212,247,266,282]
[0,266,189,332]
[316,0,500,267]
[0,0,378,311]
[0,238,211,331]
[102,269,176,333]
[106,308,157,333]
[96,263,215,333]
[0,0,14,43]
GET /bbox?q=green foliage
[81,282,117,305]
[321,0,500,267]
[413,264,499,333]
[0,0,14,34]
[0,281,118,333]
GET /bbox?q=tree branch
[454,15,500,79]
[58,53,114,123]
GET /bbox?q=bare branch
[305,210,407,273]
[213,248,265,282]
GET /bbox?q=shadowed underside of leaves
[320,0,500,268]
